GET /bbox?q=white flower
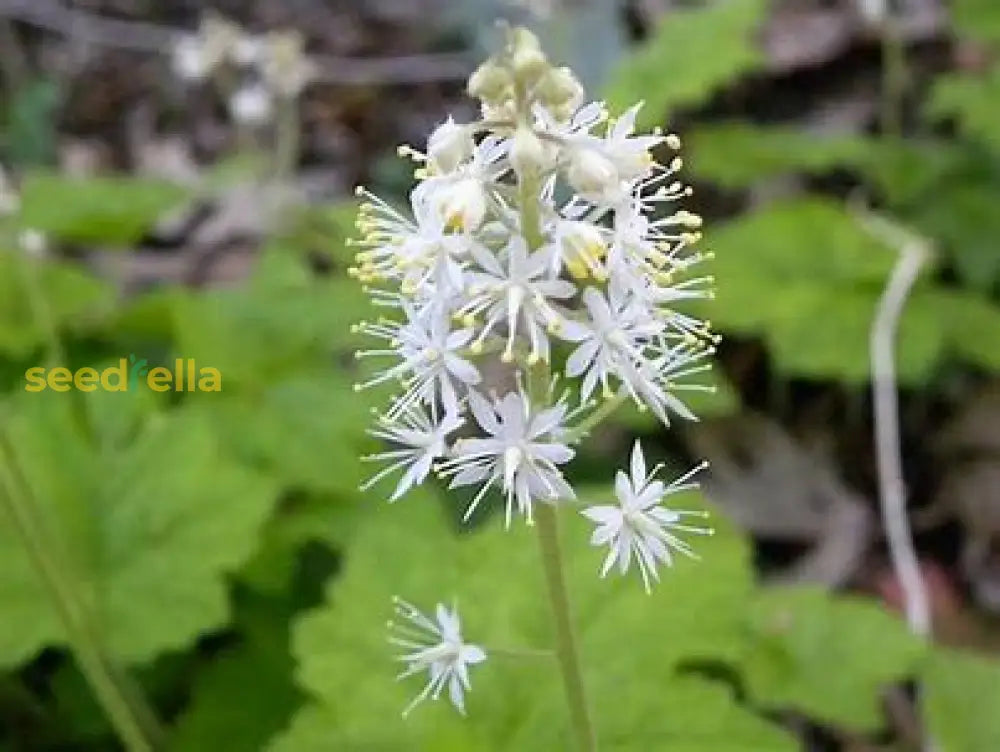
[438,389,575,526]
[460,238,577,364]
[424,176,488,233]
[389,598,487,717]
[353,187,483,297]
[362,406,463,502]
[582,441,712,592]
[545,217,609,280]
[566,148,618,201]
[565,286,665,403]
[354,304,481,418]
[172,35,209,81]
[427,117,474,174]
[229,83,272,125]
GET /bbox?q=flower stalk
[536,502,598,751]
[349,25,716,727]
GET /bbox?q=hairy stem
[0,433,164,752]
[535,503,598,751]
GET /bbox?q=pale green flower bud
[467,60,511,103]
[537,66,583,109]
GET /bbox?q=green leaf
[910,181,1000,292]
[0,254,114,357]
[268,486,794,750]
[709,199,897,287]
[170,253,366,387]
[926,68,1000,154]
[951,0,1000,45]
[765,286,944,385]
[687,123,875,188]
[171,593,304,752]
[604,0,767,127]
[924,647,1000,752]
[706,200,949,383]
[0,393,279,665]
[202,370,373,497]
[4,78,60,167]
[737,587,925,731]
[934,290,1000,371]
[17,172,189,245]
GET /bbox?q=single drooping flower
[582,441,713,592]
[388,597,487,717]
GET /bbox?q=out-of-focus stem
[880,7,907,138]
[0,435,163,751]
[274,95,300,180]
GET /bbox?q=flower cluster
[171,13,314,125]
[351,27,716,716]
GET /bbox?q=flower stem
[566,392,628,444]
[0,433,164,752]
[535,503,598,751]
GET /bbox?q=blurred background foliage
[0,0,999,750]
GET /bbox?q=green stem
[274,95,300,181]
[16,251,65,367]
[0,435,163,751]
[566,392,628,444]
[880,11,907,139]
[526,363,597,750]
[535,504,598,751]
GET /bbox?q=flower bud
[435,178,486,232]
[427,118,473,173]
[566,148,617,198]
[512,47,548,86]
[510,126,546,176]
[467,60,511,103]
[509,28,548,85]
[537,66,583,109]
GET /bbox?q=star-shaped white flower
[389,597,487,717]
[361,406,463,502]
[582,441,712,592]
[354,303,481,419]
[437,389,575,526]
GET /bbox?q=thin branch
[864,208,932,637]
[862,206,935,750]
[0,0,472,85]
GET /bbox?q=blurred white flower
[0,167,19,215]
[18,229,47,258]
[582,441,712,592]
[389,597,487,717]
[171,34,209,81]
[228,83,273,125]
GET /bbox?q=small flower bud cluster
[350,28,715,717]
[171,14,315,125]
